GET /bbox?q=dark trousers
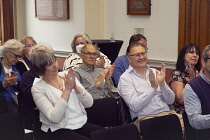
[45,122,104,140]
[6,101,18,113]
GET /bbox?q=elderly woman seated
[20,36,37,70]
[31,49,103,140]
[0,39,27,112]
[63,33,111,70]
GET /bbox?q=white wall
[104,0,179,65]
[19,0,179,68]
[21,0,85,52]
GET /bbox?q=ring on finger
[70,77,73,80]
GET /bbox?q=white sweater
[32,72,93,131]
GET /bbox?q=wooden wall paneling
[179,0,210,55]
[0,0,3,45]
[1,0,14,43]
[178,0,186,52]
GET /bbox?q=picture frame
[35,0,69,19]
[127,0,151,15]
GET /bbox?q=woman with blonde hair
[20,36,37,70]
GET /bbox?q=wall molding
[148,59,176,69]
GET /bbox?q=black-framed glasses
[9,51,22,58]
[83,52,99,57]
[128,52,147,58]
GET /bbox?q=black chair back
[32,110,50,140]
[91,124,140,140]
[182,112,210,140]
[140,114,183,140]
[86,97,119,127]
[118,97,132,125]
[0,94,8,115]
[0,112,24,140]
[92,40,123,64]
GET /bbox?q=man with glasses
[74,44,114,100]
[118,42,183,132]
[183,45,210,140]
[112,34,147,87]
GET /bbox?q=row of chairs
[1,94,209,140]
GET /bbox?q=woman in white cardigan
[31,49,103,140]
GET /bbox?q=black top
[18,69,39,130]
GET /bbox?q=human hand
[3,72,18,87]
[95,56,105,68]
[63,68,76,91]
[149,69,158,91]
[186,63,198,80]
[156,63,166,86]
[105,64,115,81]
[95,67,109,87]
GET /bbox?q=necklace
[44,76,63,90]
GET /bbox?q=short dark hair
[30,49,56,75]
[176,44,201,72]
[126,34,147,55]
[128,34,147,45]
[126,42,147,55]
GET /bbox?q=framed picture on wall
[127,0,151,15]
[35,0,70,19]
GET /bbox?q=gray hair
[81,44,100,57]
[30,49,56,75]
[202,45,210,62]
[1,39,24,57]
[71,33,92,53]
[29,42,53,58]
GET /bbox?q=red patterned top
[169,70,190,114]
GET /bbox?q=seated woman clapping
[30,49,103,140]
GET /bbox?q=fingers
[68,68,76,80]
[195,70,199,77]
[149,69,155,81]
[161,63,166,74]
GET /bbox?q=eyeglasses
[26,44,35,47]
[9,51,22,58]
[128,52,147,58]
[83,52,99,57]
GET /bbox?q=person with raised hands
[118,42,183,132]
[63,33,111,70]
[30,49,103,140]
[74,44,115,100]
[169,44,201,114]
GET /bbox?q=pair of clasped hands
[95,64,115,87]
[149,63,166,91]
[185,63,199,80]
[3,71,18,88]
